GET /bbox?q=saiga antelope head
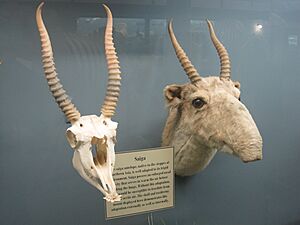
[36,2,121,202]
[162,20,263,176]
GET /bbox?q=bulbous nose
[238,135,263,162]
[220,96,263,163]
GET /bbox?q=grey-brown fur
[162,21,262,176]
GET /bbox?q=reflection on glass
[150,19,167,54]
[255,23,263,33]
[288,35,298,46]
[77,17,146,53]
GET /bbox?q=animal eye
[192,98,205,108]
[80,124,83,127]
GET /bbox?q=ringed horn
[36,2,81,124]
[168,20,201,84]
[36,3,121,121]
[206,20,231,80]
[101,4,121,118]
[168,19,231,82]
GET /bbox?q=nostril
[103,121,107,126]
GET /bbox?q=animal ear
[233,81,240,89]
[164,84,183,104]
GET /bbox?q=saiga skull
[36,2,121,202]
[162,20,263,176]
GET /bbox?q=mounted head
[162,20,262,176]
[36,2,121,201]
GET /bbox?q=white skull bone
[66,115,120,202]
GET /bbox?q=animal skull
[162,20,263,176]
[66,115,120,202]
[36,2,121,202]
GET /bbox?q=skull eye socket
[66,130,77,148]
[192,98,205,108]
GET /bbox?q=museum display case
[0,0,300,225]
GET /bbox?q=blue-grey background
[0,0,300,225]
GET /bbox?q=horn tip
[36,2,45,24]
[102,4,112,15]
[168,19,173,32]
[206,19,212,26]
[38,2,45,9]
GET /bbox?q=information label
[105,146,174,219]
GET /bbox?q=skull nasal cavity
[91,136,108,166]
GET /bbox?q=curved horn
[100,5,121,118]
[36,2,81,124]
[206,20,231,80]
[168,20,201,84]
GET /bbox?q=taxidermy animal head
[36,2,121,202]
[162,20,263,176]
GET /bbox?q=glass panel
[1,1,300,225]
